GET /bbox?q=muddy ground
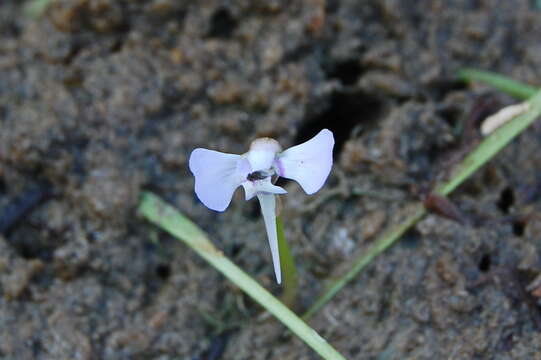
[1,0,541,359]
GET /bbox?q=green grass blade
[304,88,541,319]
[138,192,347,360]
[458,68,537,99]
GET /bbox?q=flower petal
[242,178,287,201]
[189,148,249,211]
[276,129,334,194]
[257,193,281,284]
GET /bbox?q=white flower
[189,129,334,283]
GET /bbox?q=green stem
[138,192,347,360]
[277,216,299,308]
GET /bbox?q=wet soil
[1,0,541,359]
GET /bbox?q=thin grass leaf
[458,68,537,99]
[138,192,347,360]
[304,87,541,320]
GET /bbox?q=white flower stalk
[189,129,335,283]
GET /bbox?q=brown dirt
[1,0,541,359]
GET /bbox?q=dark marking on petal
[247,171,268,181]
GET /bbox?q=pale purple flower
[189,129,334,283]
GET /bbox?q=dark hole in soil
[426,143,447,164]
[512,220,525,237]
[325,0,341,13]
[437,106,462,129]
[478,253,491,272]
[208,7,237,38]
[512,268,541,330]
[2,22,20,37]
[0,184,53,236]
[30,337,43,357]
[17,241,39,260]
[109,39,124,54]
[401,228,421,248]
[0,177,6,194]
[497,187,514,214]
[326,59,364,86]
[155,263,171,280]
[349,346,361,356]
[295,90,384,159]
[9,229,61,262]
[231,242,243,257]
[425,77,468,101]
